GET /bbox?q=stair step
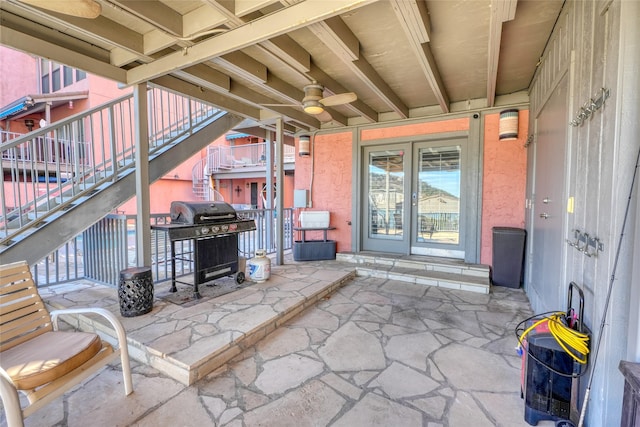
[336,252,490,294]
[44,263,356,386]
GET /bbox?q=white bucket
[248,250,271,282]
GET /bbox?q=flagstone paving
[2,263,558,427]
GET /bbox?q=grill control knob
[221,224,229,232]
[201,227,210,234]
[212,226,220,233]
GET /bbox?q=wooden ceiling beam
[308,63,377,122]
[173,65,231,93]
[309,16,409,118]
[108,0,183,36]
[28,12,144,54]
[391,0,449,113]
[0,25,126,82]
[212,51,303,105]
[151,74,260,120]
[487,0,518,107]
[127,0,376,86]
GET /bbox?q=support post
[275,118,284,265]
[134,84,151,267]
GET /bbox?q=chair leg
[120,348,133,395]
[0,372,25,427]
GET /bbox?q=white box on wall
[299,211,330,228]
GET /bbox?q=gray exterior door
[361,138,470,259]
[527,73,569,312]
[362,144,411,254]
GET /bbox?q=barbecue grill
[152,201,256,299]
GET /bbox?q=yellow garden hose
[517,312,590,365]
[547,313,590,364]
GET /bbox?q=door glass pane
[417,146,460,245]
[368,150,404,239]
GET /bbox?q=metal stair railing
[1,85,221,250]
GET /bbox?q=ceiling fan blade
[19,0,102,18]
[320,92,357,107]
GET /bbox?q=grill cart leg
[170,241,177,293]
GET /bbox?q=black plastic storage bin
[492,227,526,288]
[293,240,336,261]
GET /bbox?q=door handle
[540,213,549,219]
[543,197,551,204]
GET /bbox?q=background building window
[40,58,50,93]
[52,63,61,92]
[39,59,85,93]
[63,66,73,87]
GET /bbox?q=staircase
[337,252,491,294]
[190,154,225,201]
[0,85,243,266]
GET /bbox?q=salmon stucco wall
[294,132,353,251]
[296,114,526,265]
[480,110,528,265]
[0,47,38,105]
[361,118,470,140]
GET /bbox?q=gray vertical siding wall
[527,0,640,425]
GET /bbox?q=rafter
[173,65,231,93]
[487,0,518,107]
[126,0,377,86]
[0,25,126,82]
[308,63,377,123]
[151,74,260,120]
[108,0,183,36]
[24,11,144,55]
[391,0,449,113]
[203,1,311,75]
[308,16,409,118]
[110,4,230,67]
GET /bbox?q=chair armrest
[50,308,126,347]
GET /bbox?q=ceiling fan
[262,81,357,122]
[18,0,102,18]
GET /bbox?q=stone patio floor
[2,257,557,427]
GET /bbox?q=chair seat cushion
[1,331,102,390]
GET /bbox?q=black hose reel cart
[516,282,591,427]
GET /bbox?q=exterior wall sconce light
[235,185,242,196]
[299,135,311,156]
[499,109,519,140]
[24,119,34,132]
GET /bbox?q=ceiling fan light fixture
[303,102,324,115]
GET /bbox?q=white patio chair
[0,261,133,427]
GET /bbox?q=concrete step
[337,252,490,294]
[44,260,356,386]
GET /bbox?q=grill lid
[170,201,237,224]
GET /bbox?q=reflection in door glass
[368,151,404,239]
[417,146,460,245]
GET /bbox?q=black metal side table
[118,266,154,317]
